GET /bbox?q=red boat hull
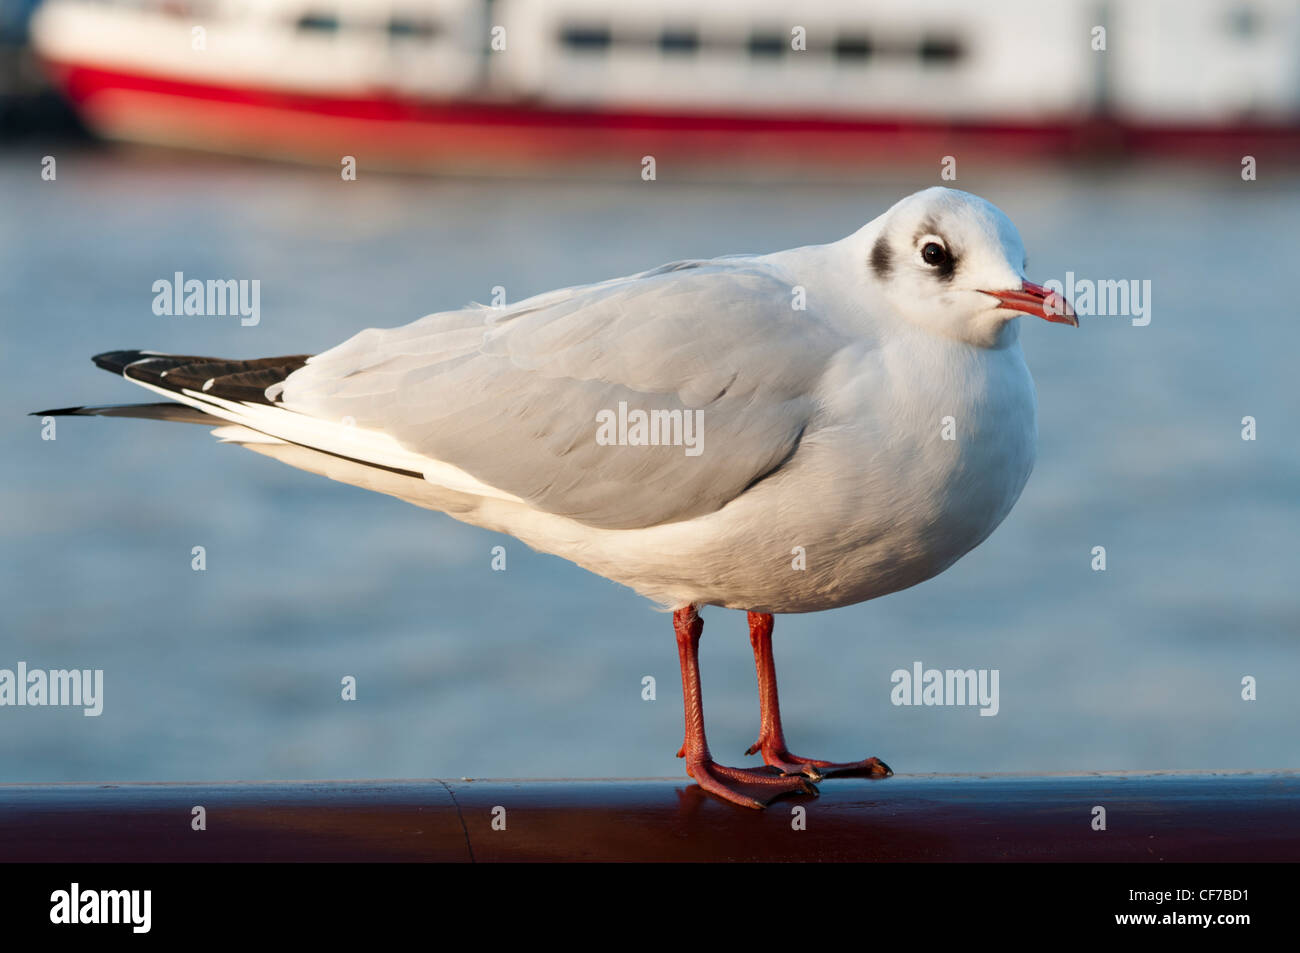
[44,59,1300,171]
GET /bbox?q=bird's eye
[921,242,948,266]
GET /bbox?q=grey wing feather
[278,258,851,529]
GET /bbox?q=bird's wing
[277,257,853,530]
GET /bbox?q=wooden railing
[2,772,1296,862]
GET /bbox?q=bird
[36,186,1076,809]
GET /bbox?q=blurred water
[1,150,1297,783]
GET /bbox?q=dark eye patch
[870,235,892,279]
[912,220,958,281]
[918,239,957,281]
[931,249,957,281]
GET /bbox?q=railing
[3,772,1297,862]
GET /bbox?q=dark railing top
[3,772,1297,862]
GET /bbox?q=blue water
[2,150,1297,782]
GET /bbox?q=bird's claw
[686,759,819,809]
[811,756,893,779]
[748,742,892,781]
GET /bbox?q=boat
[29,0,1300,170]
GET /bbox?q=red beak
[981,280,1078,327]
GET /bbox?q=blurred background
[1,0,1298,784]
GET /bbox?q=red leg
[673,606,817,809]
[746,611,892,781]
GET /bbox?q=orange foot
[685,758,818,810]
[747,740,893,782]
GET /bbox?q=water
[2,149,1297,782]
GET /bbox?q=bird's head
[860,186,1076,348]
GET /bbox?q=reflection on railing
[3,773,1297,862]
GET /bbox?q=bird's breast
[782,336,1037,608]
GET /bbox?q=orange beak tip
[981,281,1078,327]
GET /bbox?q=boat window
[560,24,612,51]
[389,17,438,41]
[747,32,785,57]
[918,36,963,63]
[296,12,339,33]
[834,35,872,61]
[549,23,965,66]
[1225,6,1261,37]
[660,29,698,54]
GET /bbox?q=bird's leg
[673,606,818,809]
[745,611,893,781]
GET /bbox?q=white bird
[40,187,1076,809]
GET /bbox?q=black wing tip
[85,350,311,405]
[92,350,157,375]
[30,406,88,417]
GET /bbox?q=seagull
[37,187,1076,809]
